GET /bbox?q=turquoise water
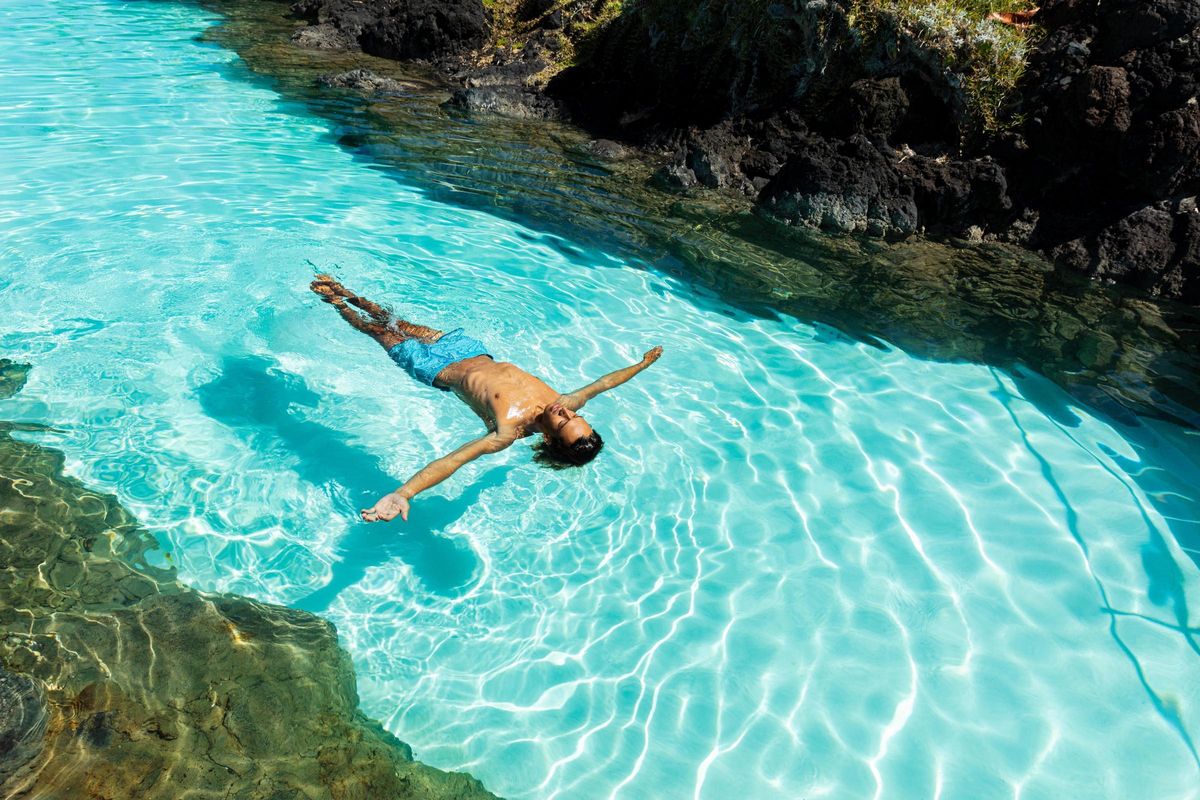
[3,1,1200,797]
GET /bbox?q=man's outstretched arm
[561,346,662,411]
[361,432,516,522]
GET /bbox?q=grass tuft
[850,0,1038,133]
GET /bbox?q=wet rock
[0,668,47,784]
[654,162,699,190]
[585,138,631,160]
[444,85,561,120]
[318,68,416,95]
[0,367,498,799]
[1047,197,1200,302]
[683,127,754,193]
[0,360,30,400]
[290,22,353,51]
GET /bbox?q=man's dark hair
[533,431,604,469]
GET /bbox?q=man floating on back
[310,275,662,522]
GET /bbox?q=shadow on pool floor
[196,356,500,607]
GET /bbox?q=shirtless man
[310,275,662,523]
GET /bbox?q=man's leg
[310,275,443,348]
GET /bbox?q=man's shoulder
[488,426,526,447]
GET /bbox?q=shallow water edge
[0,358,497,799]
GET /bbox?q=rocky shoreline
[281,0,1199,304]
[0,359,498,800]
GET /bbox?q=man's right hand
[642,346,664,365]
[361,492,410,523]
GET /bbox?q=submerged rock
[0,359,30,400]
[319,67,417,95]
[445,85,561,120]
[0,669,47,785]
[291,21,353,50]
[0,363,498,800]
[584,138,631,161]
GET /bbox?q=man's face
[543,402,593,446]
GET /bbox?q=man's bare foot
[309,273,384,315]
[310,274,351,305]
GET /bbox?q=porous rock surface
[0,359,497,800]
[290,0,490,60]
[1007,0,1200,299]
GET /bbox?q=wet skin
[310,276,662,522]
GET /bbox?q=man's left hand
[362,492,410,522]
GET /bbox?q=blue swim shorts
[388,328,490,390]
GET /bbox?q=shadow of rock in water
[195,356,490,603]
[0,361,498,800]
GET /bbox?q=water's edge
[0,359,498,798]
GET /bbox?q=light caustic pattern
[2,1,1200,798]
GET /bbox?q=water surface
[2,1,1199,798]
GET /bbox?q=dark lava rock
[516,0,556,22]
[445,85,561,120]
[319,68,415,95]
[359,0,490,61]
[0,669,47,783]
[290,0,387,38]
[682,126,755,194]
[547,0,858,134]
[1046,196,1200,300]
[654,162,699,190]
[284,0,1198,301]
[585,138,631,160]
[761,136,1010,238]
[1010,0,1200,299]
[290,0,489,60]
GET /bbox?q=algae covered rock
[0,362,498,800]
[0,668,48,784]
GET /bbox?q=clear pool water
[3,1,1200,797]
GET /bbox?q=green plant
[852,0,1037,133]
